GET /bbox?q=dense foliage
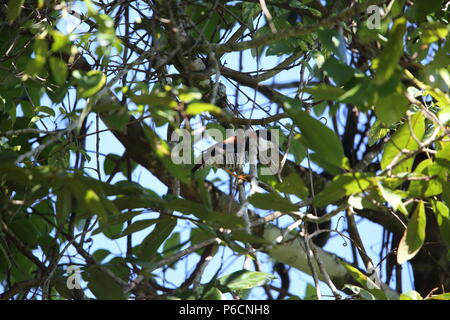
[0,0,449,300]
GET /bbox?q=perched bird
[191,129,279,177]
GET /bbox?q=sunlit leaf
[397,200,426,264]
[400,290,423,300]
[314,173,377,207]
[73,70,106,99]
[381,111,425,174]
[186,102,222,116]
[431,200,450,246]
[218,270,276,291]
[408,159,443,197]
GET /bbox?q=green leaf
[190,227,218,256]
[189,10,222,42]
[7,0,25,22]
[322,57,355,86]
[308,152,342,176]
[379,184,408,215]
[101,220,123,239]
[317,29,347,62]
[375,92,408,126]
[101,109,129,132]
[131,93,176,108]
[302,84,345,100]
[313,173,377,207]
[291,136,307,163]
[11,252,37,282]
[106,257,131,282]
[283,99,345,170]
[142,124,191,184]
[289,1,321,17]
[260,172,309,199]
[55,187,71,225]
[185,103,222,116]
[397,200,426,264]
[91,210,145,235]
[341,262,387,300]
[400,290,423,300]
[138,217,177,260]
[421,22,449,44]
[248,192,298,212]
[179,91,202,103]
[343,284,376,300]
[163,198,244,229]
[50,30,70,52]
[202,287,224,300]
[25,55,46,75]
[103,153,121,176]
[86,267,126,300]
[218,270,276,291]
[428,292,450,300]
[0,242,12,273]
[112,219,161,239]
[163,231,181,256]
[436,138,450,170]
[113,196,160,211]
[92,249,110,263]
[408,159,443,197]
[10,218,40,247]
[266,39,301,57]
[103,153,136,177]
[85,189,107,221]
[431,200,450,246]
[49,57,68,85]
[304,283,317,300]
[381,111,425,174]
[36,106,56,117]
[375,17,406,85]
[73,70,106,99]
[406,0,445,21]
[368,120,389,146]
[230,230,271,245]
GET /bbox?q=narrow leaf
[138,217,177,260]
[313,173,376,207]
[218,270,276,291]
[397,200,426,264]
[249,192,298,212]
[186,102,222,116]
[56,187,71,225]
[283,99,345,170]
[381,111,425,174]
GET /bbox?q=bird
[191,129,279,178]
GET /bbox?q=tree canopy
[0,0,449,300]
